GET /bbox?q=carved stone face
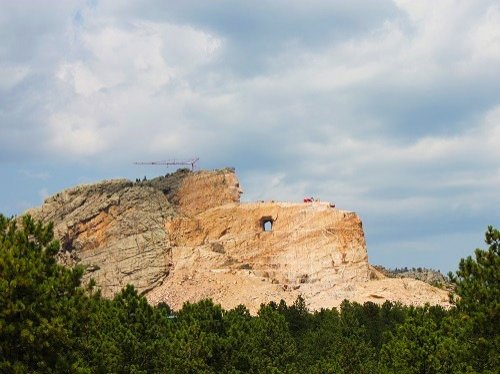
[225,173,243,201]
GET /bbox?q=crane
[134,157,199,171]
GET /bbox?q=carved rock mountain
[27,169,449,312]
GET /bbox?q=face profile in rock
[225,173,243,201]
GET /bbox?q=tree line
[1,214,498,373]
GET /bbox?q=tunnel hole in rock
[261,217,273,232]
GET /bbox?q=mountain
[26,168,449,312]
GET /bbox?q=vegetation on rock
[373,265,454,291]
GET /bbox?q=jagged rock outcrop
[27,168,450,312]
[27,179,175,297]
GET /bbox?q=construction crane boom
[134,157,199,171]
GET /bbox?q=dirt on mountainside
[26,168,450,313]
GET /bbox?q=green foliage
[1,215,498,373]
[449,226,499,325]
[221,304,253,372]
[448,225,500,372]
[0,215,91,373]
[169,299,226,373]
[380,306,469,374]
[82,285,172,373]
[247,304,297,372]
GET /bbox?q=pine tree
[0,215,90,372]
[448,225,500,372]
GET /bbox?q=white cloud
[81,24,171,88]
[0,65,30,90]
[47,113,107,156]
[156,22,223,69]
[65,19,222,93]
[45,13,225,160]
[57,62,104,96]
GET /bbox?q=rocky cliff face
[27,169,450,312]
[167,203,369,286]
[27,179,174,297]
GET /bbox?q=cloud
[3,0,499,161]
[37,12,225,162]
[0,65,31,90]
[47,112,107,156]
[57,62,104,97]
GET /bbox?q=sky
[1,0,499,274]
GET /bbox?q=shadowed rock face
[27,179,175,297]
[26,169,450,312]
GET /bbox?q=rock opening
[261,217,273,232]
